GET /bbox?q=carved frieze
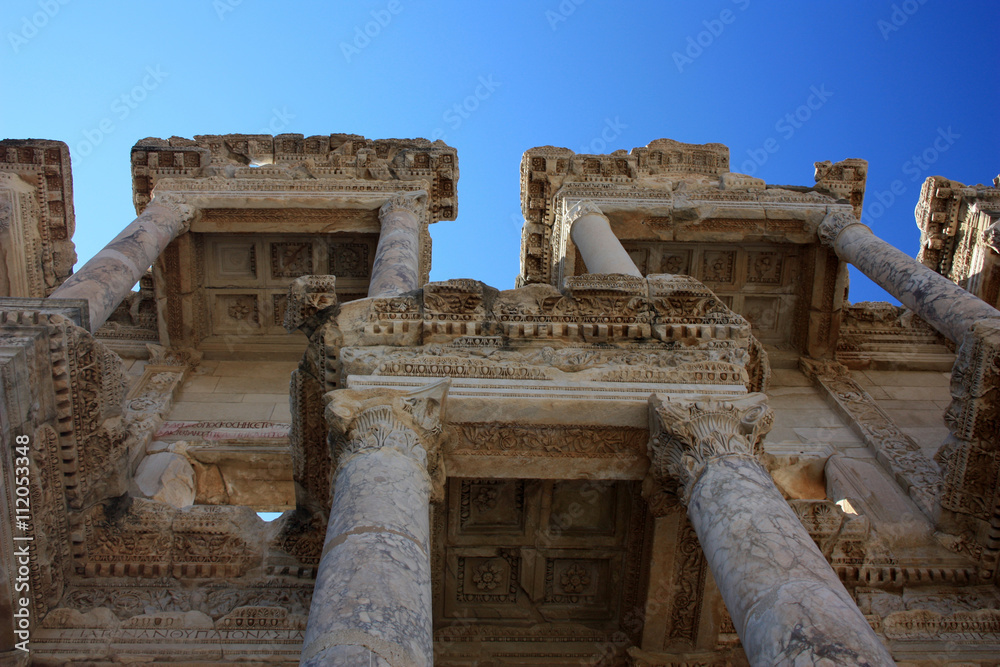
[451,422,647,459]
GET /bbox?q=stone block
[130,451,196,508]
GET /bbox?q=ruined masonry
[2,134,1000,665]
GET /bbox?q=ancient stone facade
[2,134,999,666]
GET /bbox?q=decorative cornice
[818,210,868,247]
[379,191,426,220]
[646,393,773,503]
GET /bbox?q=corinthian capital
[647,393,773,502]
[379,191,426,220]
[149,191,197,230]
[817,210,867,247]
[325,379,449,499]
[565,199,606,226]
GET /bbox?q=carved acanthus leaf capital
[647,393,773,503]
[379,191,426,220]
[149,192,197,231]
[325,379,450,499]
[565,199,607,226]
[818,210,868,247]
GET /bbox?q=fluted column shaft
[301,381,447,667]
[368,194,423,298]
[49,196,194,332]
[568,200,642,277]
[820,211,1000,344]
[648,394,895,667]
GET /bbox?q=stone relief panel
[329,241,371,278]
[196,233,377,341]
[270,241,313,278]
[435,478,648,645]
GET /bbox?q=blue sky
[3,0,998,303]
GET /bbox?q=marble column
[368,193,424,298]
[819,210,1000,344]
[647,393,896,667]
[49,194,195,332]
[567,200,643,277]
[300,380,448,667]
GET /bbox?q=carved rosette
[325,379,449,500]
[817,210,867,247]
[565,199,607,226]
[646,393,773,503]
[379,191,425,220]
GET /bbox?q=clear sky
[3,0,998,304]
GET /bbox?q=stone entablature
[836,301,953,371]
[916,175,1000,309]
[517,141,863,358]
[0,140,77,298]
[119,134,459,356]
[131,133,458,222]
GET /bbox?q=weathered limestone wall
[766,368,865,451]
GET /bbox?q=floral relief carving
[472,560,504,592]
[559,563,591,594]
